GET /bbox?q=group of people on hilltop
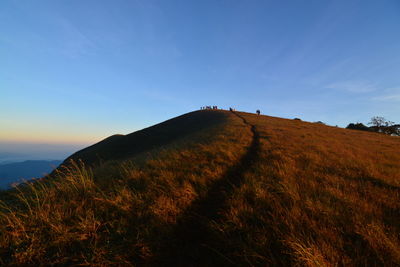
[200,106,261,115]
[200,106,218,110]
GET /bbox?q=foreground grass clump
[0,110,399,266]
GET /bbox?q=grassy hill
[0,110,399,266]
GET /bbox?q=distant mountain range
[0,160,62,189]
[0,142,88,165]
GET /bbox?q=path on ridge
[157,111,261,266]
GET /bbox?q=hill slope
[65,110,230,165]
[0,110,399,266]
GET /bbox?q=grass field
[0,110,399,266]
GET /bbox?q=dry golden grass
[0,110,399,266]
[0,111,251,265]
[217,113,400,266]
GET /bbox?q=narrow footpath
[157,111,261,266]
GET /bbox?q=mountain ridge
[64,110,230,166]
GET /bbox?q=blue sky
[1,0,400,146]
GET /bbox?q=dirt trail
[156,111,261,266]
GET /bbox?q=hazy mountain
[0,160,62,189]
[0,142,88,164]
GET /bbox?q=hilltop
[0,110,399,266]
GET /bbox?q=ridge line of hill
[155,111,261,266]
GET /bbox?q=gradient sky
[2,0,400,145]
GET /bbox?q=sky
[1,0,400,155]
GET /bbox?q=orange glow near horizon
[0,119,124,145]
[0,130,105,145]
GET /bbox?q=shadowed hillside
[0,110,399,266]
[65,110,229,166]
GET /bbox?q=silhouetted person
[256,110,260,115]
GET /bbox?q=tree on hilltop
[368,116,399,136]
[347,116,399,136]
[368,116,393,128]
